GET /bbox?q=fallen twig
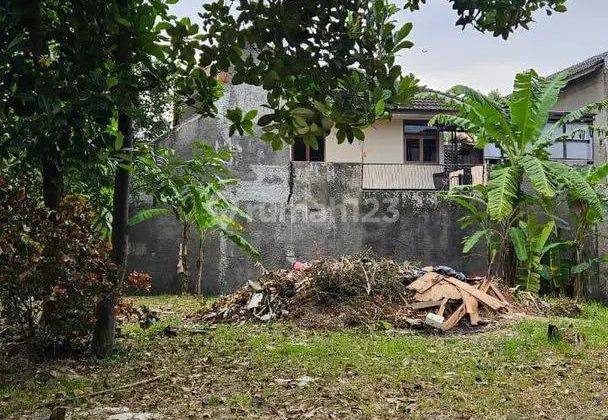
[87,375,164,398]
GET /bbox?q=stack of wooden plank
[407,269,510,331]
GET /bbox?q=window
[404,135,439,163]
[292,137,325,161]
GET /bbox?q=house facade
[129,53,608,299]
[549,51,608,300]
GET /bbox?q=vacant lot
[2,296,608,419]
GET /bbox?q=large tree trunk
[92,0,132,356]
[20,0,64,210]
[92,112,133,356]
[41,144,64,210]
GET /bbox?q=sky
[171,0,608,94]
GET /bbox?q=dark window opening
[423,137,438,162]
[406,138,421,162]
[405,135,438,163]
[292,137,325,162]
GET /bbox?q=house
[293,96,487,190]
[129,53,607,299]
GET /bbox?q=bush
[0,178,117,353]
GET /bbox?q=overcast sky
[171,0,608,94]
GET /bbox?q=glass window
[309,137,325,161]
[423,137,438,162]
[292,138,308,161]
[406,138,421,161]
[405,136,438,162]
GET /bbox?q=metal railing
[361,163,488,191]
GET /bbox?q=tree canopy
[404,0,568,39]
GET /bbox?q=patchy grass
[2,296,608,419]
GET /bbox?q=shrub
[0,177,117,353]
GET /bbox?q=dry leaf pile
[201,255,514,331]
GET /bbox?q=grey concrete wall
[554,66,608,301]
[128,82,485,294]
[129,162,486,295]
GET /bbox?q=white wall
[325,119,405,163]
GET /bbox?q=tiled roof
[548,50,608,81]
[398,94,455,113]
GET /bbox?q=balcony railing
[362,163,488,191]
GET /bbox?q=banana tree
[509,217,572,294]
[426,70,607,292]
[130,142,259,294]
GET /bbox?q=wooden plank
[441,279,490,331]
[437,298,449,317]
[442,277,506,311]
[407,272,443,293]
[415,281,461,302]
[461,290,480,325]
[489,282,510,306]
[441,305,466,331]
[410,300,443,310]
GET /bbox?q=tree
[427,70,607,294]
[1,0,572,354]
[130,142,259,294]
[201,0,421,150]
[404,0,568,39]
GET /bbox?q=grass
[2,296,608,419]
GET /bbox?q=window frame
[404,133,440,163]
[291,137,326,162]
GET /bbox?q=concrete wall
[555,65,608,301]
[129,162,486,295]
[128,83,483,295]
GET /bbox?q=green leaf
[509,227,528,262]
[586,162,608,185]
[462,229,487,253]
[128,208,172,227]
[535,220,555,255]
[487,165,522,221]
[396,22,413,41]
[509,70,536,149]
[533,74,567,138]
[352,127,365,141]
[519,155,554,198]
[244,109,258,121]
[374,99,385,117]
[116,17,132,27]
[258,114,274,127]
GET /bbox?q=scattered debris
[424,313,445,329]
[138,306,160,329]
[514,292,583,318]
[275,375,317,388]
[162,326,178,337]
[407,276,510,330]
[30,406,165,420]
[200,254,517,331]
[48,406,66,420]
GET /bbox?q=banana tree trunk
[177,224,190,294]
[572,201,589,298]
